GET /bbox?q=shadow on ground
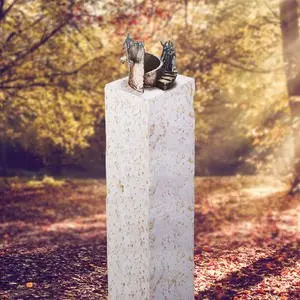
[196,241,299,299]
[0,176,299,299]
[0,179,107,299]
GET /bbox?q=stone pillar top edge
[105,74,195,100]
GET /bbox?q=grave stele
[105,75,195,299]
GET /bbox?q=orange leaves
[266,262,275,270]
[25,282,33,288]
[109,1,173,39]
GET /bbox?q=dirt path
[0,177,299,299]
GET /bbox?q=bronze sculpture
[120,34,177,93]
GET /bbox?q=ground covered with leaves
[0,176,299,299]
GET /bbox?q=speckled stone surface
[105,75,195,300]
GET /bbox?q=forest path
[0,176,299,299]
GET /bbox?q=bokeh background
[1,1,300,299]
[0,0,295,178]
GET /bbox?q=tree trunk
[184,0,188,28]
[1,138,7,176]
[289,97,300,191]
[280,0,300,192]
[43,148,63,176]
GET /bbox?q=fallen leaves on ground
[0,176,299,299]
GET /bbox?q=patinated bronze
[157,40,177,91]
[120,34,177,92]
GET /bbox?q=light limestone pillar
[105,75,195,300]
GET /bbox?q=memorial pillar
[105,75,195,300]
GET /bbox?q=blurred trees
[279,0,300,191]
[0,0,296,178]
[173,0,289,175]
[0,0,112,174]
[0,0,173,175]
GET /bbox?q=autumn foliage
[0,0,297,178]
[0,1,300,299]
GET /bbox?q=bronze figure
[121,34,177,93]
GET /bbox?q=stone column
[105,75,195,300]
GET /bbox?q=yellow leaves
[252,138,260,146]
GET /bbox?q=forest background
[1,2,300,299]
[0,0,298,182]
